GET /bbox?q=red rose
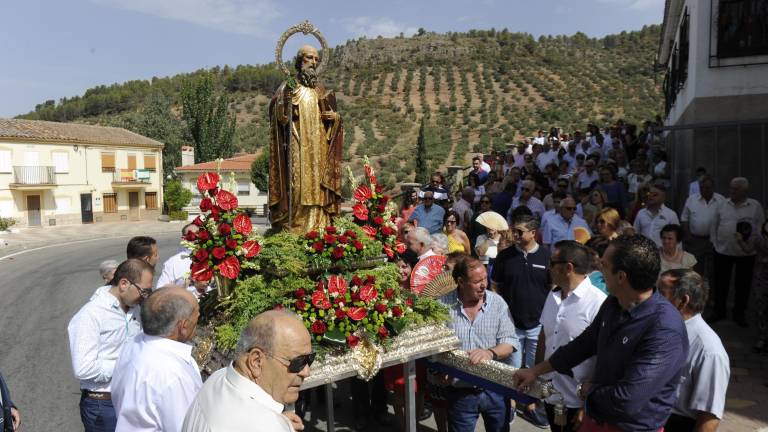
[351,291,361,302]
[373,216,384,226]
[327,275,348,297]
[353,240,364,251]
[351,276,363,286]
[345,229,357,238]
[311,291,331,310]
[323,234,336,245]
[199,198,213,212]
[366,275,376,284]
[346,307,367,321]
[215,189,238,211]
[233,213,252,235]
[191,261,213,282]
[384,288,395,300]
[295,288,306,299]
[210,207,221,221]
[219,223,232,236]
[241,240,260,258]
[392,306,403,317]
[218,256,241,279]
[378,326,389,339]
[353,185,373,202]
[325,226,337,234]
[311,320,327,335]
[359,284,378,302]
[212,247,226,260]
[377,204,386,213]
[381,226,395,236]
[198,230,210,241]
[347,334,360,348]
[381,196,389,205]
[361,226,377,238]
[338,235,349,244]
[331,247,345,260]
[312,241,324,252]
[295,300,307,311]
[226,239,238,249]
[352,203,369,221]
[306,230,319,240]
[194,249,209,261]
[196,172,220,192]
[375,185,383,194]
[396,242,406,254]
[406,298,414,307]
[375,303,387,313]
[192,216,203,226]
[335,309,346,320]
[185,231,197,241]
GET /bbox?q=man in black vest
[0,372,21,431]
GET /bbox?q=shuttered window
[127,154,137,170]
[103,193,117,213]
[145,192,158,210]
[101,152,115,172]
[143,153,156,171]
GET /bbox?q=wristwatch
[488,348,499,361]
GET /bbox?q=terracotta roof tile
[0,118,163,148]
[176,154,257,172]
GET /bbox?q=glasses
[130,281,152,298]
[445,220,457,225]
[253,347,316,373]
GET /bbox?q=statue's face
[299,47,319,71]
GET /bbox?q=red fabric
[383,362,426,393]
[578,416,663,432]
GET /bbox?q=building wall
[0,140,163,227]
[178,171,267,217]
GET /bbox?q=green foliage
[0,217,17,231]
[256,232,310,276]
[164,179,192,212]
[415,117,429,184]
[250,151,269,193]
[181,73,236,163]
[168,210,188,221]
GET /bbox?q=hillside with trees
[17,25,663,190]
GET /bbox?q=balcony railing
[12,166,56,185]
[113,169,151,183]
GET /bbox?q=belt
[82,390,111,400]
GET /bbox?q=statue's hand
[321,111,338,121]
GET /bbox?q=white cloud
[90,0,280,38]
[341,16,419,39]
[594,0,664,10]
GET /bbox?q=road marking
[0,232,178,262]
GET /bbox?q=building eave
[657,0,686,67]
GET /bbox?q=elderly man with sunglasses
[183,310,314,432]
[68,259,154,432]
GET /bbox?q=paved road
[0,232,180,431]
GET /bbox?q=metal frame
[708,0,768,68]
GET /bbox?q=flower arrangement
[183,172,261,296]
[305,225,366,263]
[350,159,406,260]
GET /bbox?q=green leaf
[323,328,347,346]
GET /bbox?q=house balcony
[111,169,152,188]
[9,166,57,190]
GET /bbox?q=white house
[0,118,164,227]
[657,0,768,207]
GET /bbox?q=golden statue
[269,21,343,233]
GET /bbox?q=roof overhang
[8,183,57,190]
[657,0,686,67]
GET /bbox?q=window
[103,193,117,213]
[101,152,115,172]
[237,180,250,196]
[143,153,156,171]
[127,154,137,170]
[52,152,69,173]
[145,192,158,210]
[717,0,768,58]
[0,150,10,172]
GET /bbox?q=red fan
[410,255,446,294]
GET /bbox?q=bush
[169,210,188,221]
[0,217,16,231]
[164,179,192,212]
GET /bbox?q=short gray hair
[141,289,195,337]
[99,260,119,279]
[731,177,749,190]
[431,233,448,254]
[411,227,432,248]
[659,268,708,314]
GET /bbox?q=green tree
[415,117,429,185]
[250,150,269,193]
[164,179,193,212]
[137,90,186,179]
[181,73,236,163]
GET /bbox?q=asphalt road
[0,232,179,432]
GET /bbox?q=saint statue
[268,44,343,233]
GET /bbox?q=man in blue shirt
[513,235,688,431]
[408,189,445,234]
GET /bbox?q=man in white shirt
[542,198,592,248]
[633,182,679,247]
[156,223,198,289]
[574,160,599,191]
[507,180,545,222]
[68,259,153,432]
[534,129,546,146]
[658,269,730,432]
[183,310,313,432]
[539,240,607,429]
[112,288,202,432]
[452,188,475,232]
[407,227,437,261]
[709,177,765,326]
[680,175,724,281]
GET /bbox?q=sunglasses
[130,281,152,298]
[256,348,316,373]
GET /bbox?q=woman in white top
[659,224,697,274]
[467,172,485,208]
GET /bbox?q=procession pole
[404,360,417,432]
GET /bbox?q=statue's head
[294,45,319,88]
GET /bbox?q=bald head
[141,287,198,339]
[237,310,309,356]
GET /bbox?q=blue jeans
[447,389,510,432]
[510,325,541,369]
[79,395,116,432]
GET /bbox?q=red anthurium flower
[185,231,197,241]
[375,303,387,313]
[218,256,241,279]
[346,307,367,321]
[295,288,306,299]
[194,249,209,261]
[190,261,213,282]
[327,275,348,297]
[311,291,331,310]
[219,223,232,236]
[215,189,238,211]
[353,185,373,202]
[241,240,260,258]
[369,175,377,186]
[361,226,377,238]
[226,239,238,249]
[196,172,220,192]
[364,164,374,179]
[347,334,360,348]
[353,240,364,251]
[325,226,337,234]
[233,213,252,235]
[358,284,378,302]
[396,242,406,254]
[311,321,327,335]
[353,202,369,221]
[375,185,383,194]
[198,230,210,241]
[378,326,389,339]
[392,306,403,317]
[316,280,325,291]
[331,247,344,260]
[212,247,226,260]
[306,230,319,240]
[406,298,414,307]
[384,288,395,300]
[312,241,324,252]
[210,207,220,221]
[199,198,213,212]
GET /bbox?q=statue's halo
[275,20,329,76]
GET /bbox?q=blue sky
[0,0,663,118]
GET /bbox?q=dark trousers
[79,395,116,432]
[543,402,582,432]
[447,389,510,432]
[713,252,756,319]
[664,413,696,431]
[351,374,387,416]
